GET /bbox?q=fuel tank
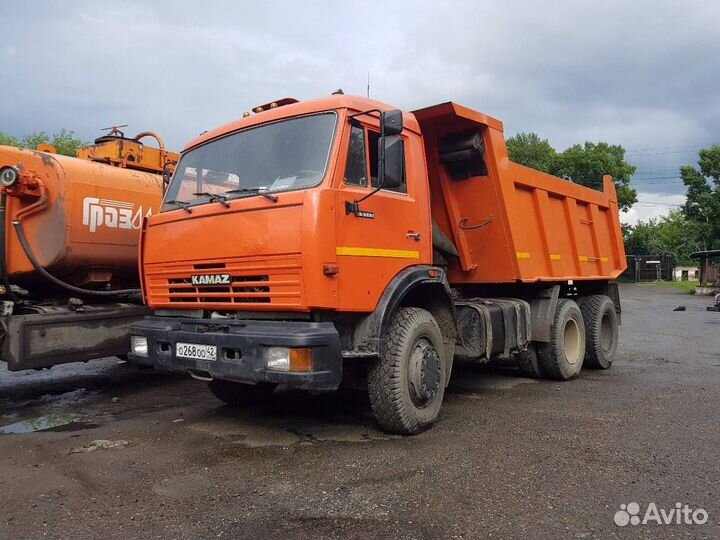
[0,144,165,290]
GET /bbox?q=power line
[626,149,704,156]
[634,200,684,206]
[636,180,684,185]
[625,142,717,153]
[632,170,682,175]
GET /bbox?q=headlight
[130,336,148,356]
[0,166,19,188]
[265,347,312,372]
[265,347,290,371]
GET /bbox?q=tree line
[0,130,85,157]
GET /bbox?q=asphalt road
[0,283,718,539]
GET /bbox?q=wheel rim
[600,313,613,352]
[563,318,581,365]
[407,336,441,408]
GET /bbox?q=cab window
[344,125,367,186]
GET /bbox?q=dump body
[414,102,626,285]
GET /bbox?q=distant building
[672,266,699,281]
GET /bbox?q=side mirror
[380,135,404,189]
[381,110,403,136]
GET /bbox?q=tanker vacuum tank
[0,130,176,291]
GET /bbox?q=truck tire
[207,379,277,407]
[368,307,446,435]
[538,299,585,380]
[515,344,544,378]
[579,295,618,369]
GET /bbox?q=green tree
[623,221,654,255]
[551,142,638,212]
[0,133,21,147]
[0,129,85,157]
[22,129,85,157]
[623,211,705,265]
[506,132,557,173]
[681,144,720,250]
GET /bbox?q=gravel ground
[0,283,718,539]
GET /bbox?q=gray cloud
[1,0,718,202]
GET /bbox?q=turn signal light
[289,348,313,372]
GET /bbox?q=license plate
[176,342,217,361]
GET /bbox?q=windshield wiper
[226,188,278,203]
[164,200,193,213]
[193,192,231,208]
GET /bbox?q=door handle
[406,232,421,241]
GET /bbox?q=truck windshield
[163,112,337,210]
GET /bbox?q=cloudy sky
[2,0,718,224]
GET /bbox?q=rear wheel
[579,295,618,369]
[368,307,446,435]
[538,299,585,380]
[207,379,277,407]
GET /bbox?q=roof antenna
[367,72,370,98]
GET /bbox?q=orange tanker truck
[128,95,626,434]
[0,129,177,371]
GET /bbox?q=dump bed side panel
[413,102,627,285]
[500,160,627,282]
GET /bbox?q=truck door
[333,120,431,312]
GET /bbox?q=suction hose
[0,191,19,301]
[133,131,166,154]
[12,219,141,298]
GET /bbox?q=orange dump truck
[128,95,626,434]
[0,130,177,371]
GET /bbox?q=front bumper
[128,316,342,390]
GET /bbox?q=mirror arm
[347,108,382,121]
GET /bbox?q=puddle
[2,388,97,411]
[0,413,83,434]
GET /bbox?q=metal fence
[624,254,675,282]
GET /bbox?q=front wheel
[368,307,447,435]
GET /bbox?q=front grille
[145,255,303,309]
[168,275,270,303]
